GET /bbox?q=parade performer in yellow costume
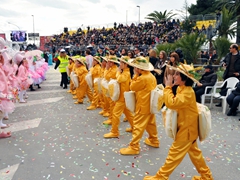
[67,57,75,94]
[87,56,102,110]
[120,56,159,155]
[143,63,213,180]
[102,55,119,125]
[74,58,93,104]
[104,56,134,138]
[98,57,109,116]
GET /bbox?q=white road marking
[27,89,65,95]
[7,118,42,132]
[0,164,20,180]
[16,97,64,107]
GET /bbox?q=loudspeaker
[64,27,68,33]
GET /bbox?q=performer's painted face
[22,59,28,67]
[120,61,126,70]
[173,71,181,85]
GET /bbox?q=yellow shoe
[67,90,72,93]
[96,104,101,108]
[144,138,159,148]
[73,95,77,99]
[125,127,132,133]
[103,119,112,125]
[120,147,139,155]
[143,175,160,180]
[102,112,109,117]
[103,132,119,138]
[74,101,83,104]
[99,110,104,115]
[123,117,128,122]
[87,105,96,110]
[192,174,213,180]
[71,91,76,95]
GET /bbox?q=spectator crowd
[44,21,182,57]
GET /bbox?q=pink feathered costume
[0,65,15,114]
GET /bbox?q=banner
[0,33,6,40]
[39,36,52,51]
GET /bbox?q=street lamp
[32,15,35,44]
[136,5,140,25]
[8,22,20,30]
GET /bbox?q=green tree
[213,37,231,63]
[155,43,177,56]
[145,10,177,23]
[217,6,238,39]
[215,0,240,44]
[181,19,196,34]
[176,32,206,63]
[188,0,217,15]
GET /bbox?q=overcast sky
[0,0,196,36]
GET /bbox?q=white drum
[108,79,120,102]
[150,84,164,114]
[72,72,79,88]
[124,91,136,113]
[161,106,178,140]
[85,72,93,90]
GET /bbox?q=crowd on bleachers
[44,21,182,56]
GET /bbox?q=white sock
[4,112,8,118]
[19,91,25,102]
[0,118,7,127]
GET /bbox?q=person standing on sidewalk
[54,49,69,89]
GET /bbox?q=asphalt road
[0,66,239,180]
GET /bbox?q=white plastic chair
[201,80,218,108]
[212,77,239,114]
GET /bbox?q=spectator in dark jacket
[222,44,240,80]
[152,50,167,84]
[149,49,158,67]
[216,44,240,107]
[193,65,217,103]
[226,82,240,116]
[209,50,218,64]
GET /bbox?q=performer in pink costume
[0,51,15,129]
[1,49,18,119]
[13,52,32,103]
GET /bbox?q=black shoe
[215,103,222,107]
[37,84,41,89]
[60,84,63,87]
[63,86,67,89]
[30,88,35,91]
[227,110,237,116]
[227,110,232,116]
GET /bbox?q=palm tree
[176,32,206,64]
[145,10,177,23]
[155,43,177,56]
[217,6,238,39]
[213,37,231,63]
[215,0,240,43]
